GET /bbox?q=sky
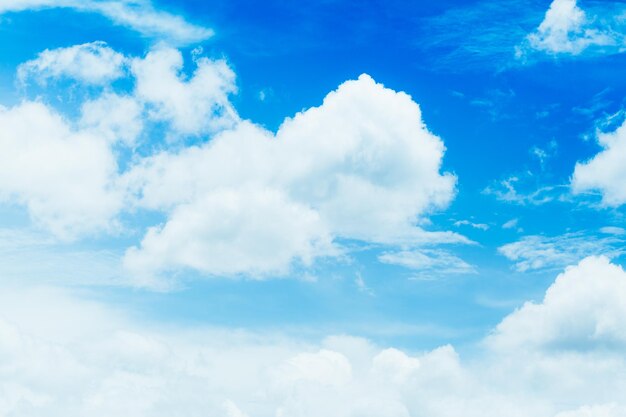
[2,0,626,416]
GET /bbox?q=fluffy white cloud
[79,93,143,146]
[123,74,459,283]
[572,119,626,206]
[2,257,626,416]
[521,0,624,56]
[498,233,624,272]
[0,44,243,245]
[17,42,126,86]
[0,1,212,44]
[131,47,239,136]
[488,256,626,351]
[124,188,336,287]
[0,102,123,239]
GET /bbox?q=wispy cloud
[498,231,625,272]
[484,175,569,206]
[378,248,476,277]
[417,0,544,70]
[453,220,489,231]
[0,228,126,286]
[0,0,213,45]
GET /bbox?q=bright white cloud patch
[572,119,626,206]
[453,220,489,230]
[521,0,625,57]
[488,256,626,351]
[123,74,459,283]
[124,188,336,286]
[79,93,143,146]
[498,233,624,272]
[0,0,212,44]
[1,257,626,416]
[0,102,123,239]
[131,47,239,136]
[17,42,126,86]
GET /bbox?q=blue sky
[2,1,626,416]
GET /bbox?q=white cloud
[274,349,353,389]
[498,233,624,272]
[17,42,126,86]
[572,119,626,206]
[454,220,489,230]
[2,42,463,284]
[79,93,143,146]
[487,256,626,351]
[124,188,336,287]
[0,43,243,244]
[502,218,519,229]
[0,101,123,239]
[130,46,238,136]
[600,226,626,236]
[123,74,460,284]
[484,175,567,206]
[378,248,475,276]
[3,257,626,416]
[521,0,624,56]
[0,1,212,45]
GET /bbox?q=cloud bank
[1,257,626,416]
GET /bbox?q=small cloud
[257,88,274,102]
[354,272,374,296]
[530,140,557,168]
[484,175,568,206]
[502,218,519,230]
[453,220,489,231]
[379,249,475,277]
[600,226,626,236]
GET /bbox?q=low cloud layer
[1,257,625,416]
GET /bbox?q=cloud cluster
[17,42,127,86]
[2,41,462,286]
[0,43,241,242]
[1,257,626,416]
[122,74,459,282]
